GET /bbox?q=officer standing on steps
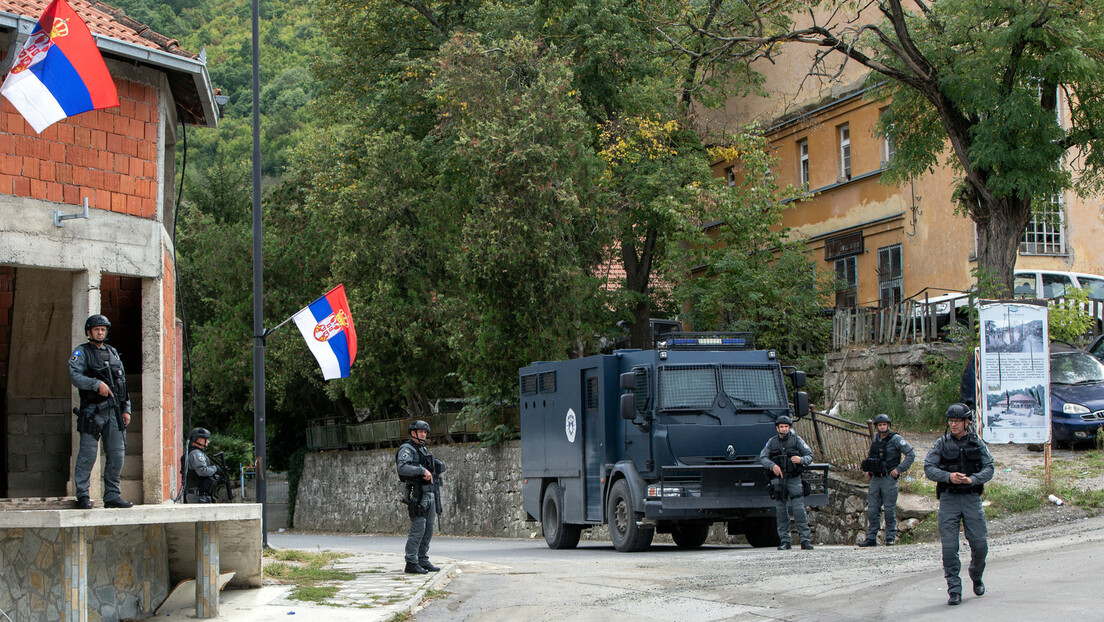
[859,413,915,546]
[759,415,815,550]
[69,314,132,509]
[924,403,994,606]
[396,420,446,574]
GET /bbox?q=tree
[678,0,1104,296]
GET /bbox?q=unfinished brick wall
[0,77,159,217]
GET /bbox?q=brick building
[0,0,217,504]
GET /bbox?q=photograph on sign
[978,302,1050,444]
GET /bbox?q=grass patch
[289,585,340,602]
[263,549,356,605]
[386,613,413,622]
[897,476,936,497]
[982,483,1045,520]
[1054,484,1104,508]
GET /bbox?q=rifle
[210,451,235,502]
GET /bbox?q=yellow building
[710,56,1104,309]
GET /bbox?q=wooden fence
[833,294,1104,349]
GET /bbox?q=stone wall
[823,342,964,413]
[294,443,936,546]
[0,524,169,621]
[294,442,529,538]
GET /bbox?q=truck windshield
[657,364,789,411]
[658,366,717,410]
[720,365,788,408]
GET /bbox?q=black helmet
[85,314,111,332]
[873,414,891,425]
[188,428,211,444]
[409,420,430,433]
[945,403,972,420]
[775,415,793,426]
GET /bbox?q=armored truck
[519,332,829,552]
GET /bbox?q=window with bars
[838,124,851,181]
[877,244,903,307]
[879,108,895,165]
[835,255,857,308]
[1020,195,1065,255]
[798,139,809,187]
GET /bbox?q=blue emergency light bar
[657,332,755,350]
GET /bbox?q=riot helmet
[945,403,972,420]
[873,414,891,425]
[775,415,793,427]
[409,420,431,433]
[85,314,111,340]
[188,427,212,445]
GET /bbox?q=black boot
[948,593,961,606]
[857,539,877,547]
[75,497,92,510]
[404,563,428,575]
[420,562,441,572]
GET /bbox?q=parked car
[914,270,1104,322]
[1050,343,1104,445]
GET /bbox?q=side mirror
[620,371,636,390]
[790,370,806,389]
[620,393,635,420]
[794,391,809,418]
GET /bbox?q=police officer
[859,413,915,546]
[396,420,445,574]
[759,415,815,550]
[69,314,132,509]
[183,428,223,503]
[924,403,994,606]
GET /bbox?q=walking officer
[759,415,815,550]
[924,403,994,605]
[859,413,915,546]
[396,420,446,574]
[69,314,132,509]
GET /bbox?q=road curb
[401,562,458,616]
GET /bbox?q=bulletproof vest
[937,433,985,494]
[397,441,434,486]
[768,434,803,476]
[183,448,217,494]
[864,432,899,475]
[77,342,125,410]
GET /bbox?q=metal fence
[794,407,872,472]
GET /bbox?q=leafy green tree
[669,130,833,352]
[681,0,1104,296]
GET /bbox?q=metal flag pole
[251,0,268,547]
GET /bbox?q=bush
[917,354,963,430]
[850,361,909,424]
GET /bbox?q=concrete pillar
[61,526,87,622]
[195,521,219,618]
[69,270,100,501]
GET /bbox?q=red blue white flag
[292,284,358,380]
[1,0,119,134]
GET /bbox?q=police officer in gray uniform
[759,415,815,550]
[924,403,994,605]
[859,413,915,546]
[396,420,445,574]
[69,314,132,509]
[183,428,221,503]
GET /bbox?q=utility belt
[861,457,898,477]
[72,400,122,439]
[936,482,984,498]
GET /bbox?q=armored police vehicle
[519,332,829,552]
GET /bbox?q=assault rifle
[210,451,235,502]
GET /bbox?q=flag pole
[250,0,268,547]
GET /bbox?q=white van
[1013,270,1104,301]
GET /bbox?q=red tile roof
[0,0,197,59]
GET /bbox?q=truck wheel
[607,480,653,552]
[671,523,710,549]
[743,516,780,548]
[542,483,581,549]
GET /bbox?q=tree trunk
[970,195,1032,298]
[621,226,658,350]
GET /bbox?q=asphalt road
[271,512,1104,621]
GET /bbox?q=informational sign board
[978,301,1050,444]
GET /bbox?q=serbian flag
[292,284,358,380]
[1,0,119,134]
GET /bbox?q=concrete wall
[0,525,169,621]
